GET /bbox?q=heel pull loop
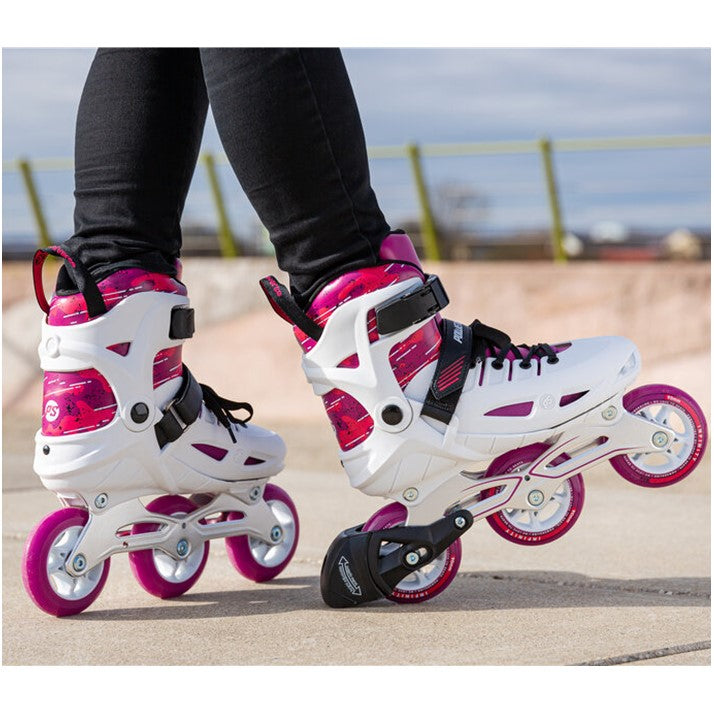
[32,246,108,318]
[259,275,323,342]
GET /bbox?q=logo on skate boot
[540,394,555,410]
[338,556,362,596]
[44,400,60,422]
[452,323,464,344]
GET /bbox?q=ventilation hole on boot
[244,457,265,466]
[107,342,131,356]
[366,308,379,343]
[337,353,360,369]
[559,390,589,407]
[192,443,228,461]
[484,401,534,417]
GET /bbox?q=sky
[2,48,711,245]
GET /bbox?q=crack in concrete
[573,639,711,665]
[459,571,711,599]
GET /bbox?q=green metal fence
[3,134,710,261]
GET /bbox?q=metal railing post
[17,158,51,248]
[407,143,442,261]
[202,152,239,257]
[538,137,567,263]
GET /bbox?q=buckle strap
[155,366,203,448]
[375,274,449,335]
[421,320,473,425]
[169,306,195,339]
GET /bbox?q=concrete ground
[2,259,710,666]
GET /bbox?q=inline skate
[260,232,707,607]
[22,245,299,616]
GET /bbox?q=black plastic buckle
[169,307,195,340]
[375,274,449,335]
[154,366,203,448]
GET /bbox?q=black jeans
[60,48,391,300]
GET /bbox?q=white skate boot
[23,245,299,616]
[261,233,707,607]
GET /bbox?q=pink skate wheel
[362,502,462,604]
[610,384,708,487]
[128,495,209,599]
[22,507,110,617]
[481,443,585,545]
[225,484,299,582]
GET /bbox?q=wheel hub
[46,526,104,600]
[527,489,545,507]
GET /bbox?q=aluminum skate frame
[60,480,284,577]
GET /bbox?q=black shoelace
[471,320,560,371]
[200,384,254,444]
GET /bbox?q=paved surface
[2,259,710,666]
[3,416,710,666]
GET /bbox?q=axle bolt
[403,487,419,502]
[527,490,545,507]
[176,539,189,557]
[652,431,669,448]
[130,402,150,424]
[404,552,420,566]
[602,406,617,421]
[270,526,283,543]
[454,516,467,529]
[250,486,261,501]
[94,493,108,509]
[381,404,403,426]
[72,554,86,572]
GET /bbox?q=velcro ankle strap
[155,366,203,448]
[375,274,449,335]
[169,306,195,339]
[421,320,472,425]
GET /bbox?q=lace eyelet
[547,357,559,364]
[492,361,504,370]
[519,361,532,369]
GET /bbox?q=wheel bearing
[72,554,87,572]
[404,551,420,566]
[527,490,545,507]
[652,431,669,448]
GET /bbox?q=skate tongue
[259,276,323,341]
[378,232,423,268]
